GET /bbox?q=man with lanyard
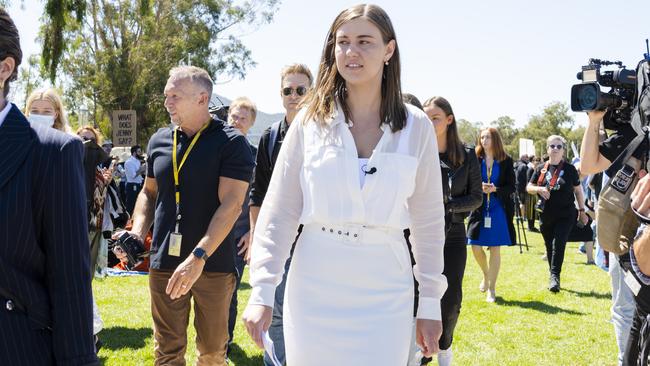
[249,63,312,366]
[223,97,258,355]
[117,66,254,365]
[124,145,146,215]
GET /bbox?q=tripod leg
[522,219,529,251]
[516,218,523,254]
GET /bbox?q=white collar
[0,102,13,128]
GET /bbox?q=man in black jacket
[249,64,312,366]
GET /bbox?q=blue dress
[468,160,512,246]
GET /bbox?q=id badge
[169,232,182,257]
[484,216,492,229]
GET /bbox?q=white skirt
[284,223,414,366]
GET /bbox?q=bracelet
[578,208,585,212]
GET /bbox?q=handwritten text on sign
[112,110,137,147]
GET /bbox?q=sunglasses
[282,86,307,97]
[548,144,564,150]
[81,136,96,143]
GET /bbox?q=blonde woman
[527,135,587,292]
[24,88,72,133]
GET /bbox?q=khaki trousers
[149,269,235,366]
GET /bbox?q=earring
[384,60,389,66]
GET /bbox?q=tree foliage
[457,118,482,147]
[46,0,279,143]
[517,101,575,157]
[489,115,518,158]
[11,55,44,109]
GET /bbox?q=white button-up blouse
[248,104,448,320]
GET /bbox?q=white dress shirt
[248,104,447,320]
[124,156,143,184]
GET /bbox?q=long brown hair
[423,96,464,167]
[302,4,407,132]
[476,127,508,162]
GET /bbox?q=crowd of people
[3,3,650,366]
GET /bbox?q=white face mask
[28,114,56,128]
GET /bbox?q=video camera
[209,95,230,122]
[570,58,637,129]
[576,40,650,256]
[108,232,148,270]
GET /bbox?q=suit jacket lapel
[0,105,35,191]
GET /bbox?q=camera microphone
[363,166,377,175]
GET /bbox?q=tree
[10,55,44,109]
[46,0,279,144]
[489,115,518,157]
[42,0,87,82]
[519,101,575,156]
[457,118,482,146]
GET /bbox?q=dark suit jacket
[0,105,98,365]
[467,155,516,245]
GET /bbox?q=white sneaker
[486,289,496,303]
[437,347,453,366]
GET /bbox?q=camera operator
[580,110,640,365]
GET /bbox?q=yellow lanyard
[172,121,210,230]
[486,160,493,210]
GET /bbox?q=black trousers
[540,213,575,276]
[623,264,650,366]
[439,223,468,350]
[227,236,247,347]
[125,182,142,215]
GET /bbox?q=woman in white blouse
[242,4,447,365]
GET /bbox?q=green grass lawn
[94,230,617,365]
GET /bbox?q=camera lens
[577,85,598,110]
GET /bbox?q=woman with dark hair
[527,135,587,292]
[421,96,482,365]
[243,4,446,365]
[467,127,515,302]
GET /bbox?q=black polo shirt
[146,117,255,273]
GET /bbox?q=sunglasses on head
[548,144,564,150]
[282,86,307,97]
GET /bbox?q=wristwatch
[192,247,209,262]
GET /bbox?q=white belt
[302,223,404,244]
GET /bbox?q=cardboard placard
[112,110,137,147]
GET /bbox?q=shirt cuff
[415,296,442,320]
[631,245,650,286]
[248,283,276,308]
